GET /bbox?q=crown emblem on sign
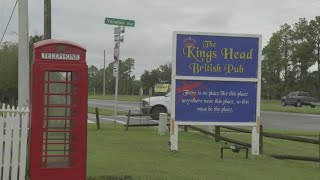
[183,37,196,47]
[57,45,66,53]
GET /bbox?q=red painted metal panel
[30,40,87,180]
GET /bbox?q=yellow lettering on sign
[221,48,254,60]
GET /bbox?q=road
[88,99,141,113]
[88,99,320,131]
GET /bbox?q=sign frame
[170,31,262,152]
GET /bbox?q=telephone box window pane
[44,132,70,140]
[44,157,69,168]
[49,72,67,81]
[42,144,70,155]
[49,83,71,94]
[43,120,71,129]
[46,95,71,105]
[46,107,70,117]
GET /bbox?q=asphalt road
[88,99,320,131]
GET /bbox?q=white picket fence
[0,104,29,180]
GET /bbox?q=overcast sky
[0,0,319,78]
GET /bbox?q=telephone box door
[32,65,87,179]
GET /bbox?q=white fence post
[158,113,167,136]
[19,107,29,180]
[0,104,5,178]
[251,126,260,155]
[3,105,14,180]
[0,104,29,180]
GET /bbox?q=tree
[88,58,139,95]
[292,18,314,87]
[88,65,99,93]
[262,17,320,99]
[140,62,172,94]
[262,32,283,99]
[158,63,172,83]
[309,16,320,91]
[0,42,18,105]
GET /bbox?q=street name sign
[105,17,135,27]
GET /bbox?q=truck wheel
[296,100,302,107]
[150,106,166,120]
[281,100,286,106]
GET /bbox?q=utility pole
[18,0,30,107]
[103,50,106,96]
[44,0,51,39]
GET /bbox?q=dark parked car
[281,91,319,108]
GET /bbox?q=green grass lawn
[87,124,320,180]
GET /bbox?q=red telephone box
[30,39,88,180]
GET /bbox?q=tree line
[262,16,320,99]
[1,16,319,104]
[89,60,171,95]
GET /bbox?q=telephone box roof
[34,39,86,51]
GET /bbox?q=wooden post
[260,125,263,154]
[126,110,131,131]
[95,107,100,130]
[44,0,51,39]
[215,126,220,142]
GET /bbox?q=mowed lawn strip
[87,124,320,180]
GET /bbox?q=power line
[0,0,18,44]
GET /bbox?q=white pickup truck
[141,92,171,120]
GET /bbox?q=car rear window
[298,92,310,96]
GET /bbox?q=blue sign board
[176,34,259,78]
[175,80,257,122]
[174,32,261,123]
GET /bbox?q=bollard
[126,110,131,131]
[215,126,221,142]
[260,125,263,154]
[95,107,100,130]
[158,113,167,136]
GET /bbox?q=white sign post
[105,17,135,120]
[113,35,120,119]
